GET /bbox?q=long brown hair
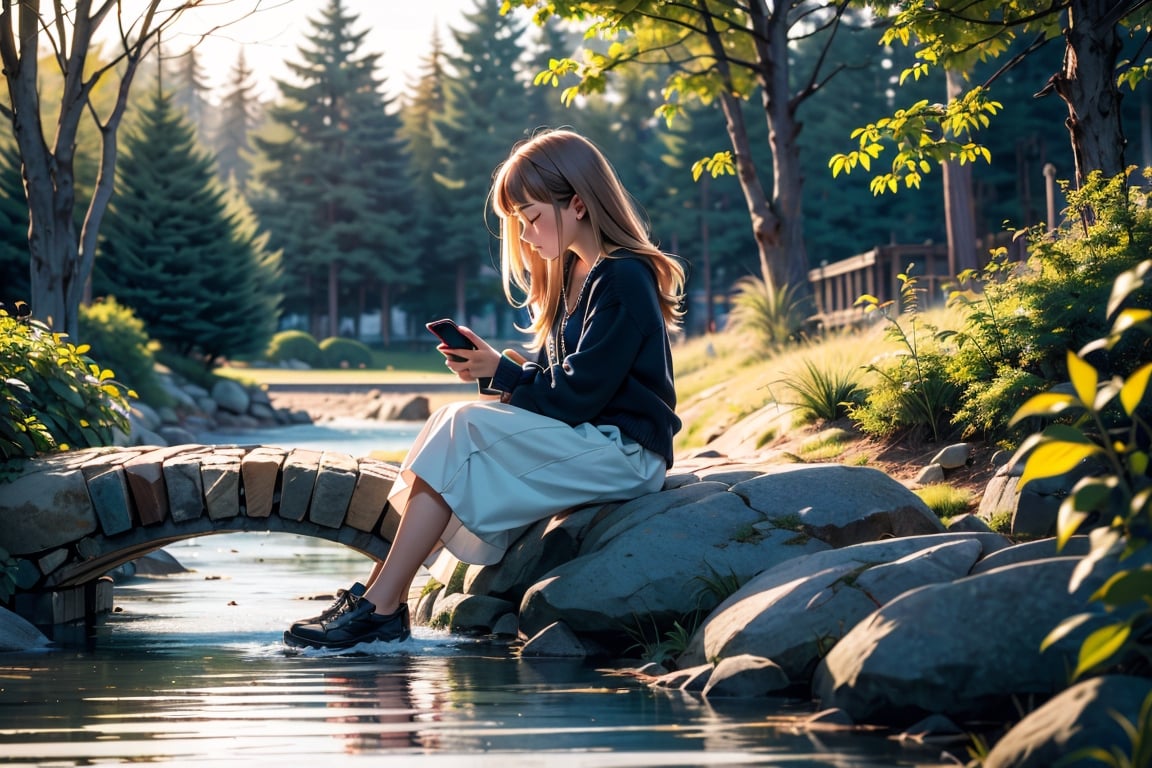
[491,129,685,350]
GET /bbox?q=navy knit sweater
[489,251,680,468]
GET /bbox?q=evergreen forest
[1,0,1148,348]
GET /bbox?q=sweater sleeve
[499,258,659,425]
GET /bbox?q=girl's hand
[439,326,500,382]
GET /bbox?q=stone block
[346,460,397,532]
[379,506,402,543]
[36,548,68,577]
[83,466,134,536]
[52,585,86,625]
[279,449,322,522]
[164,455,206,522]
[123,450,176,525]
[0,465,96,554]
[309,451,358,528]
[241,447,285,518]
[201,454,242,520]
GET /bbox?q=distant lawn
[218,348,461,386]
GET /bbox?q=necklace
[549,253,603,369]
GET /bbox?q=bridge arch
[0,444,401,625]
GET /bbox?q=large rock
[971,536,1091,575]
[679,535,990,681]
[0,606,51,651]
[211,379,251,415]
[518,489,831,640]
[728,464,946,547]
[0,458,97,554]
[812,558,1106,726]
[465,506,604,601]
[984,675,1152,768]
[979,457,1108,538]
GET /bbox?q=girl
[284,128,685,650]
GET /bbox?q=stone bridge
[0,444,402,626]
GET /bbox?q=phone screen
[426,319,475,361]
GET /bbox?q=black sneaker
[283,597,411,650]
[290,582,367,632]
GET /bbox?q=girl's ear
[571,194,587,221]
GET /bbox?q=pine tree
[432,0,546,326]
[399,28,455,330]
[94,91,281,364]
[214,51,262,193]
[253,0,416,341]
[164,47,213,142]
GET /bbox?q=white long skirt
[386,400,666,581]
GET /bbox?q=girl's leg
[361,476,452,615]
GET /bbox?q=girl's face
[512,197,580,261]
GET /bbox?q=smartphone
[425,318,476,362]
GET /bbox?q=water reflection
[0,533,954,767]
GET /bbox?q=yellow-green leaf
[1067,350,1098,406]
[1075,622,1131,678]
[1041,612,1096,652]
[1090,566,1152,607]
[1120,362,1152,415]
[1112,307,1151,335]
[1056,500,1089,550]
[1018,441,1103,487]
[1009,392,1077,424]
[1107,259,1150,318]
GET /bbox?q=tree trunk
[701,2,811,305]
[716,91,781,289]
[379,281,392,347]
[943,69,978,275]
[327,261,340,339]
[698,175,713,334]
[1,0,186,337]
[763,77,811,298]
[455,260,467,322]
[1051,0,1127,186]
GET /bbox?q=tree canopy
[833,0,1152,194]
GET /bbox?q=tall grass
[777,360,863,421]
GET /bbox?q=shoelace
[322,592,363,627]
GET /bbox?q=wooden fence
[806,234,1025,330]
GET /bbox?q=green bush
[0,306,132,459]
[79,297,170,408]
[319,336,373,369]
[266,330,323,368]
[943,170,1152,442]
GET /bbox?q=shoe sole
[282,629,411,651]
